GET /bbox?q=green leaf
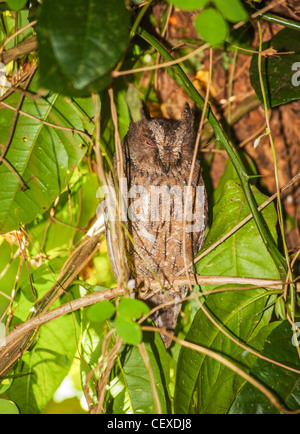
[80,315,107,407]
[196,180,280,279]
[36,0,130,94]
[0,237,29,317]
[230,321,300,414]
[175,291,278,414]
[0,398,19,414]
[275,296,286,320]
[27,172,99,256]
[37,41,111,97]
[100,82,132,163]
[166,0,208,10]
[87,300,115,322]
[6,0,27,11]
[213,159,238,203]
[0,377,13,395]
[7,263,81,415]
[174,180,281,414]
[107,333,170,414]
[12,257,66,321]
[115,316,142,346]
[117,298,150,320]
[214,0,248,23]
[81,318,170,414]
[195,8,228,46]
[250,28,300,108]
[6,314,78,414]
[0,76,87,234]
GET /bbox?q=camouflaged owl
[105,103,208,347]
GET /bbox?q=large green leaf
[5,259,79,414]
[0,236,30,317]
[100,82,132,166]
[36,0,130,95]
[81,315,170,414]
[0,77,89,234]
[166,0,208,10]
[174,180,281,414]
[6,0,27,11]
[108,333,171,414]
[0,398,19,414]
[230,321,300,414]
[6,314,79,414]
[250,28,300,108]
[12,257,67,321]
[117,298,150,320]
[195,8,229,46]
[214,0,248,23]
[26,171,99,255]
[87,300,115,323]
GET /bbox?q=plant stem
[257,22,295,318]
[114,0,153,73]
[258,12,300,32]
[137,27,287,280]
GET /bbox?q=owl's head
[126,103,195,173]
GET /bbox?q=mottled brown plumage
[105,103,208,347]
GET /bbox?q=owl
[105,103,208,347]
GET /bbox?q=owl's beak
[163,146,172,174]
[159,146,173,173]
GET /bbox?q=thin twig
[239,120,267,148]
[2,275,297,352]
[108,87,128,289]
[112,43,209,78]
[181,48,213,301]
[1,67,36,161]
[0,101,93,144]
[94,336,123,414]
[0,36,38,64]
[154,2,173,91]
[92,94,107,187]
[138,343,162,414]
[233,0,286,31]
[257,21,295,327]
[0,155,28,190]
[1,272,299,377]
[0,20,37,57]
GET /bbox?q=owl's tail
[145,286,188,348]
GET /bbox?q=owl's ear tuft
[181,102,194,125]
[141,102,151,121]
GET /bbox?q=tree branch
[0,216,105,377]
[1,270,299,377]
[0,36,38,65]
